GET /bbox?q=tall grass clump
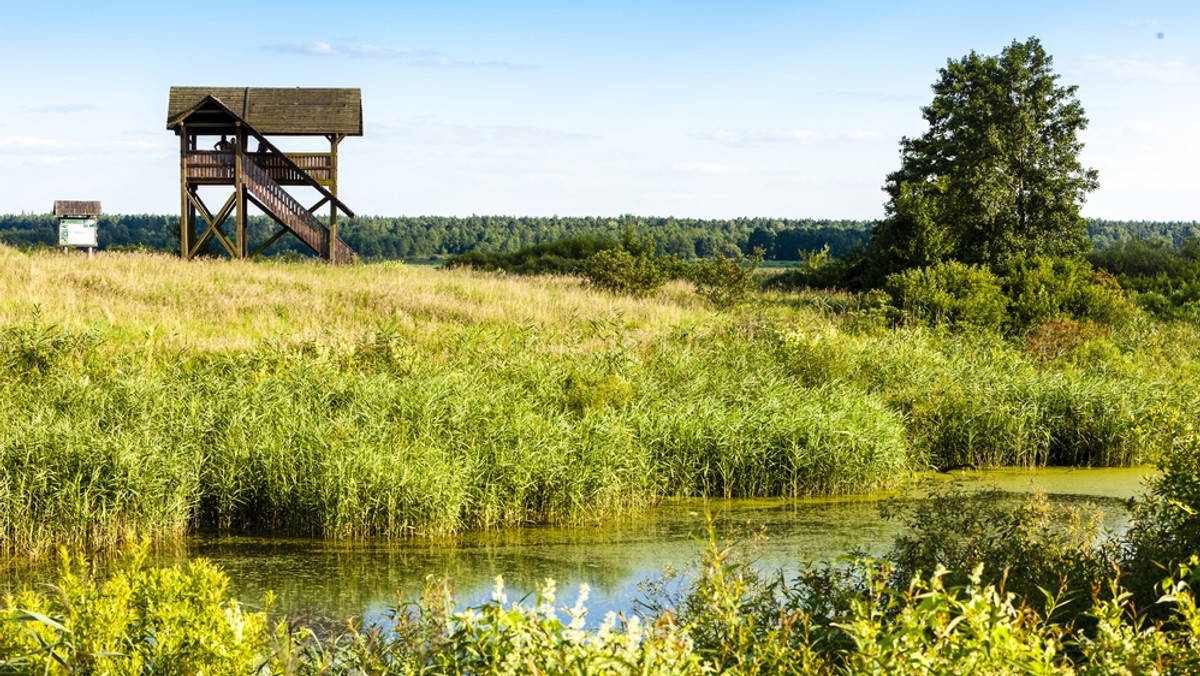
[888,348,1169,469]
[632,330,911,497]
[0,320,200,555]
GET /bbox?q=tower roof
[167,87,362,136]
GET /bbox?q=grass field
[1,246,1195,554]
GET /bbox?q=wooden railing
[250,152,333,185]
[185,151,333,185]
[186,151,235,180]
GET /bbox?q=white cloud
[1074,56,1199,84]
[671,162,733,174]
[693,128,883,146]
[0,137,157,151]
[372,116,596,148]
[263,41,536,69]
[1125,19,1161,27]
[24,103,99,114]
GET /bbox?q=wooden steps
[239,151,355,264]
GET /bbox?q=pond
[2,467,1149,623]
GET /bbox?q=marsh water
[3,468,1148,623]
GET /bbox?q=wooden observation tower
[167,87,362,263]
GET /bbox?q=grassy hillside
[1,246,1195,554]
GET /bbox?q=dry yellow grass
[0,246,712,353]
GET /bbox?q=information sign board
[59,218,98,247]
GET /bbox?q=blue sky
[2,1,1196,220]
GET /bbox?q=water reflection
[2,467,1148,623]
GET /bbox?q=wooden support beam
[187,190,238,258]
[249,226,290,258]
[246,193,321,257]
[179,125,194,259]
[328,134,343,261]
[190,221,217,258]
[235,123,248,259]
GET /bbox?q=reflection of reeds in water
[0,246,1188,557]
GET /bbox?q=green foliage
[763,245,873,292]
[882,257,1135,334]
[1000,256,1134,331]
[0,212,874,264]
[0,308,97,377]
[1088,236,1200,322]
[1087,220,1200,250]
[1124,434,1200,610]
[686,249,763,309]
[445,233,619,275]
[837,564,1073,675]
[1074,559,1200,674]
[866,181,954,280]
[892,355,1163,469]
[585,247,669,296]
[584,231,671,296]
[0,546,274,674]
[564,372,634,414]
[870,37,1098,277]
[882,484,1114,624]
[374,575,702,674]
[885,261,1009,331]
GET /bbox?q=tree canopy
[869,37,1099,278]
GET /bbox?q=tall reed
[0,247,1192,554]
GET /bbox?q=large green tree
[870,38,1099,277]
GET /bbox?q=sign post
[53,201,101,259]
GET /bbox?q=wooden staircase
[239,151,356,264]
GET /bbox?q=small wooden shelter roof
[53,201,101,218]
[167,87,362,136]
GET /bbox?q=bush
[1124,433,1200,610]
[584,247,668,296]
[686,249,763,309]
[885,261,1009,331]
[881,483,1115,624]
[445,234,619,275]
[0,546,274,674]
[1000,256,1135,331]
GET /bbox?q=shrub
[1124,433,1200,610]
[687,249,763,309]
[584,248,668,296]
[0,546,274,674]
[881,483,1115,624]
[1000,256,1135,331]
[885,261,1009,331]
[445,234,619,275]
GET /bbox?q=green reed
[0,250,1194,554]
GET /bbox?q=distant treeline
[1,212,1196,260]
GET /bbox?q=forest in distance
[2,211,1198,261]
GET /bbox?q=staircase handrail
[243,133,355,218]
